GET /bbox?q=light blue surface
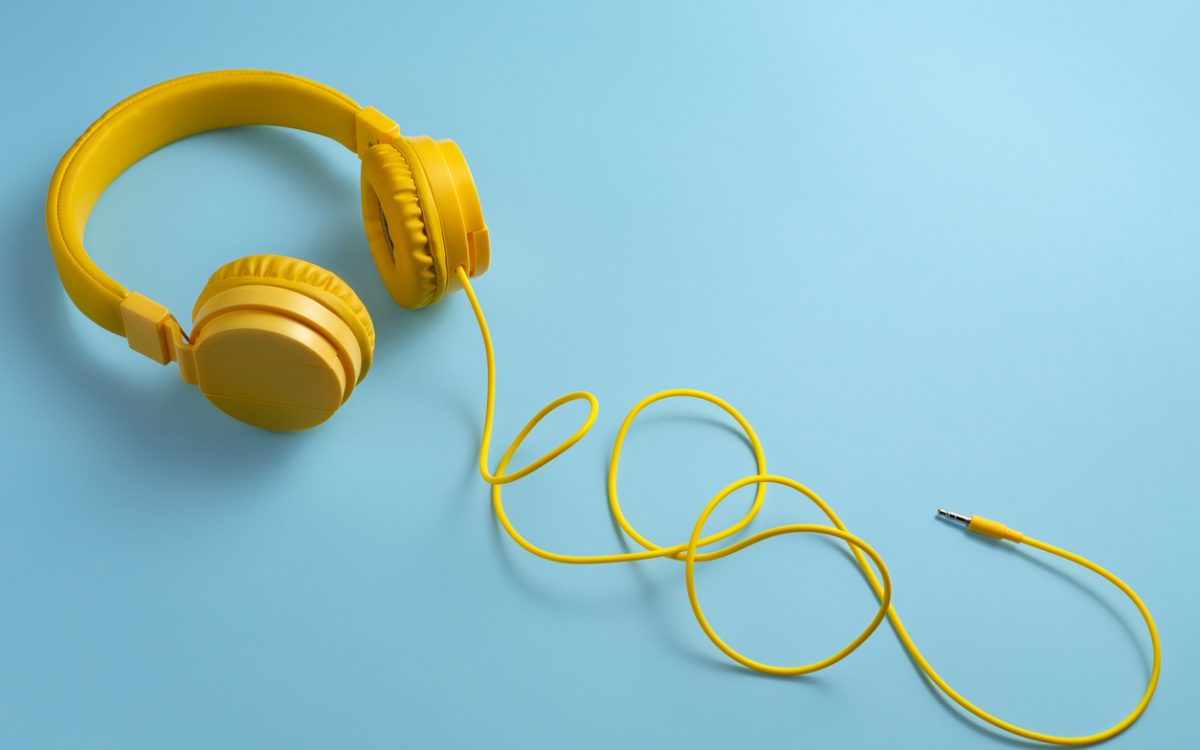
[1,2,1195,747]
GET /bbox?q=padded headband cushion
[194,254,375,378]
[361,143,441,309]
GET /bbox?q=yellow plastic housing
[188,285,365,431]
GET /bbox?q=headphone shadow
[6,191,292,483]
[7,128,448,486]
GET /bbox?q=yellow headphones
[46,70,488,431]
[46,70,1161,746]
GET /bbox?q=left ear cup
[360,136,490,310]
[188,254,375,431]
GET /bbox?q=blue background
[1,1,1195,747]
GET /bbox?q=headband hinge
[355,107,400,157]
[120,292,185,366]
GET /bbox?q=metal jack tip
[936,509,972,527]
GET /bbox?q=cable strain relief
[968,516,1024,544]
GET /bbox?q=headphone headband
[46,70,382,335]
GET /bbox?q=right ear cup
[361,142,439,308]
[188,254,374,431]
[361,136,489,309]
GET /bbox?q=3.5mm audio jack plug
[937,508,1024,543]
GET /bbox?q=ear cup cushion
[360,143,441,308]
[194,254,375,378]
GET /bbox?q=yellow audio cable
[456,266,1161,745]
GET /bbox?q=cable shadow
[601,458,716,667]
[485,503,646,613]
[882,530,1156,748]
[625,410,755,452]
[962,531,1155,678]
[478,408,748,609]
[667,527,875,689]
[593,409,848,676]
[9,194,305,485]
[479,410,729,616]
[900,648,1047,749]
[596,425,865,682]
